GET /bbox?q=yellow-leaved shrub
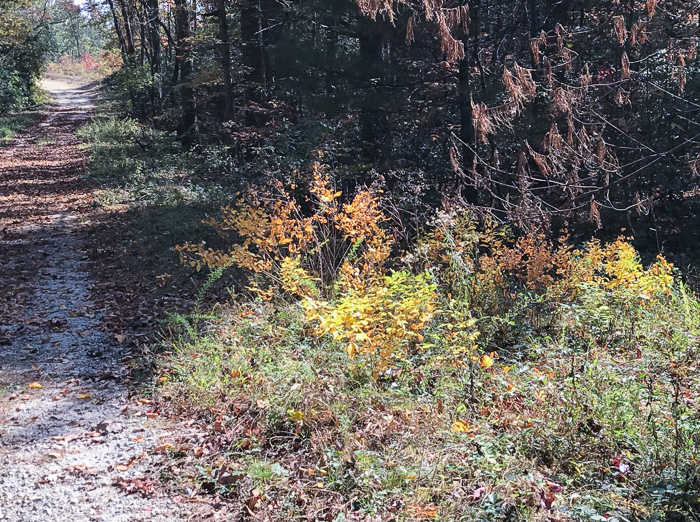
[303,269,436,375]
[176,162,436,374]
[177,174,676,376]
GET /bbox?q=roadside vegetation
[71,79,700,520]
[0,112,38,142]
[151,161,698,520]
[0,85,52,142]
[53,64,700,522]
[6,0,697,517]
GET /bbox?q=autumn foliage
[177,162,682,384]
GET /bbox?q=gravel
[0,79,193,522]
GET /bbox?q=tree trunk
[116,0,135,55]
[217,0,233,119]
[358,18,390,162]
[106,0,127,58]
[458,37,477,203]
[146,0,161,73]
[240,0,266,99]
[174,0,196,147]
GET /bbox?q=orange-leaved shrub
[176,163,436,374]
[412,210,676,352]
[177,176,677,374]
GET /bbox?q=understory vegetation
[72,111,700,520]
[148,163,699,521]
[0,112,38,142]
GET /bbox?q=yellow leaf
[287,409,305,422]
[479,354,493,369]
[451,420,471,433]
[28,382,44,389]
[116,333,126,343]
[77,393,91,400]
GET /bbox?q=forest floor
[0,79,203,521]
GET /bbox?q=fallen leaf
[407,504,439,518]
[479,354,494,369]
[450,420,473,434]
[245,488,262,513]
[217,472,243,485]
[116,333,126,343]
[28,382,44,389]
[65,464,91,475]
[77,393,91,400]
[119,477,155,496]
[471,486,487,499]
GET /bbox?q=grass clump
[0,112,39,142]
[158,166,700,520]
[77,116,228,208]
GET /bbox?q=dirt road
[0,80,189,521]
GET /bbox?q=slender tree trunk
[107,0,127,58]
[529,0,538,36]
[216,0,233,118]
[147,0,161,73]
[174,0,196,147]
[144,0,161,114]
[116,0,135,55]
[458,30,477,203]
[240,0,265,99]
[358,18,390,162]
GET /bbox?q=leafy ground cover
[0,85,52,142]
[0,112,39,142]
[73,114,243,355]
[131,165,700,521]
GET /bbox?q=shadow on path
[0,79,192,522]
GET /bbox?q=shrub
[46,51,122,79]
[177,162,437,373]
[168,195,700,519]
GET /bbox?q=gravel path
[0,80,191,522]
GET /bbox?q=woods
[90,0,699,235]
[1,0,700,520]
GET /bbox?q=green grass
[156,274,700,520]
[77,116,235,209]
[0,112,38,142]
